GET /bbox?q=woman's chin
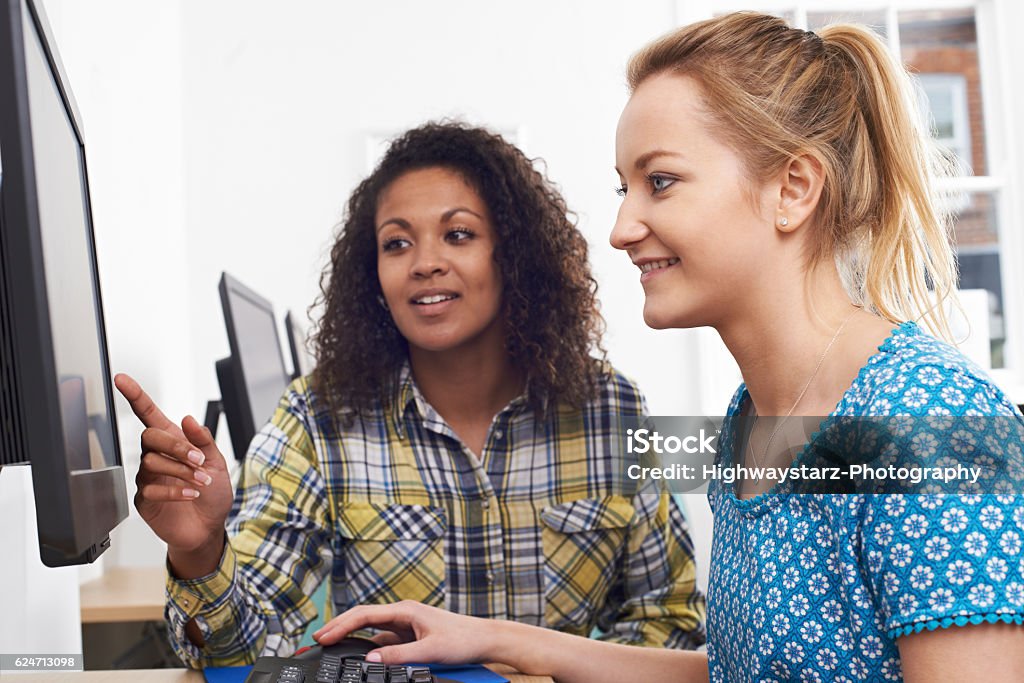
[643,304,705,331]
[643,306,681,330]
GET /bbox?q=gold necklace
[745,308,858,483]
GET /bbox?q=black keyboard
[269,657,435,683]
[244,638,455,683]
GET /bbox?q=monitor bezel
[0,0,127,565]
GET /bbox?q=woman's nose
[610,199,650,251]
[410,244,449,278]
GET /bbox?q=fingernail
[365,652,381,663]
[182,488,201,498]
[187,450,205,466]
[194,471,213,486]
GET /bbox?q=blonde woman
[313,13,1024,682]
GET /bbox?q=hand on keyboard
[314,601,495,667]
[245,637,448,683]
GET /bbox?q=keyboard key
[408,668,433,683]
[277,664,305,683]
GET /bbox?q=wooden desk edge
[79,566,167,624]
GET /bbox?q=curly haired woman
[114,122,705,667]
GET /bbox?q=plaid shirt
[165,365,705,667]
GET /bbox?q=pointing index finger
[114,373,179,433]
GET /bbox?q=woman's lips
[638,257,680,283]
[409,292,460,316]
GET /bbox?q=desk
[16,667,552,682]
[80,567,167,623]
[9,672,200,682]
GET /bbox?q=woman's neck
[717,263,886,417]
[408,341,525,431]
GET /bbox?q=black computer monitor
[0,0,128,565]
[208,272,290,460]
[284,310,315,379]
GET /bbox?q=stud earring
[779,217,789,227]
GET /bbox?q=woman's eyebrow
[376,207,483,234]
[633,150,686,171]
[441,207,484,222]
[376,217,410,234]
[614,150,688,177]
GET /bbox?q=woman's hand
[114,373,234,578]
[314,601,498,666]
[315,600,709,683]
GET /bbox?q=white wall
[0,466,81,655]
[169,0,706,419]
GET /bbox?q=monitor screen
[229,282,290,429]
[0,0,127,565]
[22,0,116,472]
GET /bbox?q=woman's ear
[774,153,825,234]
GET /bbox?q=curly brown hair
[310,121,606,418]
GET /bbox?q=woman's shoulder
[584,360,648,415]
[280,375,334,418]
[277,375,388,436]
[840,322,1021,417]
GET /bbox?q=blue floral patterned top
[706,322,1024,682]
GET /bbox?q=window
[918,73,971,165]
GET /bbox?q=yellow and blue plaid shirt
[165,365,705,667]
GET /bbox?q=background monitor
[211,272,290,460]
[0,0,128,565]
[284,310,315,379]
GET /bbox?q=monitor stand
[204,357,248,461]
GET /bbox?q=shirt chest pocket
[540,495,634,632]
[333,501,447,610]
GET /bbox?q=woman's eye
[446,228,474,243]
[381,237,410,252]
[614,185,627,198]
[648,174,675,194]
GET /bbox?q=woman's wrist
[486,619,558,676]
[167,533,225,580]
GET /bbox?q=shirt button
[481,498,490,510]
[486,571,495,584]
[494,429,504,440]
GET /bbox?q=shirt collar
[388,361,541,439]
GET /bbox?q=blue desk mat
[203,666,251,683]
[203,663,509,683]
[423,664,509,683]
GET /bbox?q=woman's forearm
[487,620,709,683]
